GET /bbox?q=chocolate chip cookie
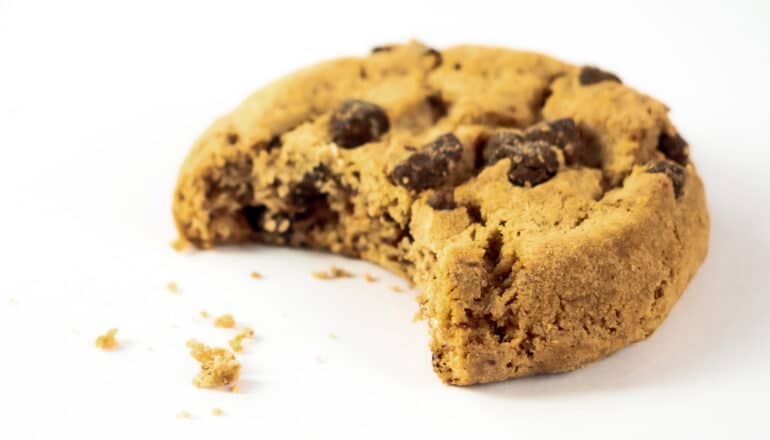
[173,41,709,385]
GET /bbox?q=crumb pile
[186,339,241,389]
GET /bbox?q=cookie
[173,42,709,385]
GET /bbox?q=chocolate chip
[453,62,462,71]
[579,66,622,86]
[371,45,394,53]
[426,93,449,122]
[507,141,560,187]
[646,160,686,198]
[657,132,689,165]
[525,118,578,146]
[226,133,239,145]
[289,164,330,205]
[329,99,390,148]
[524,118,582,162]
[466,204,483,224]
[391,133,464,192]
[427,188,457,210]
[243,204,293,235]
[482,131,525,165]
[266,135,282,151]
[424,48,443,69]
[242,205,268,232]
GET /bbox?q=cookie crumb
[166,281,179,293]
[186,339,241,389]
[389,285,403,293]
[412,310,425,322]
[95,328,119,350]
[214,313,235,328]
[313,265,354,280]
[211,408,224,416]
[230,384,240,393]
[364,273,378,283]
[176,410,192,419]
[228,327,255,353]
[249,271,262,279]
[199,310,210,319]
[328,332,337,340]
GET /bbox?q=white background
[1,0,769,438]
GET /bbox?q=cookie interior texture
[173,42,709,385]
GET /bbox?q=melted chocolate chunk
[391,133,464,192]
[658,132,689,165]
[484,119,582,167]
[646,160,686,198]
[482,131,525,165]
[371,45,394,53]
[579,66,622,86]
[290,164,330,206]
[524,118,582,162]
[242,205,267,232]
[329,99,390,148]
[525,118,579,148]
[266,135,282,151]
[507,141,560,187]
[242,205,292,235]
[427,188,457,210]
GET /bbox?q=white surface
[1,0,769,438]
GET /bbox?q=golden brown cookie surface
[173,42,709,385]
